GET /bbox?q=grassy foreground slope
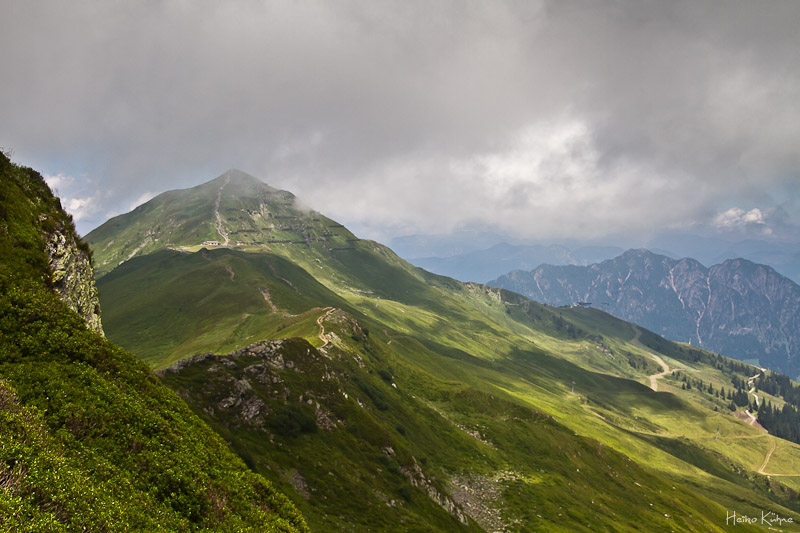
[0,154,306,532]
[162,333,740,532]
[92,172,800,530]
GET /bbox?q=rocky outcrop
[161,336,476,528]
[162,338,339,430]
[491,249,800,376]
[45,227,103,335]
[449,471,523,532]
[397,456,469,525]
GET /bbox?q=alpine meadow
[78,169,800,531]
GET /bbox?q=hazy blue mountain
[647,232,800,285]
[409,242,624,283]
[388,230,509,259]
[391,229,800,286]
[490,249,800,378]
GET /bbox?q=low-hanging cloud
[1,0,798,241]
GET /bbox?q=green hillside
[161,335,737,532]
[0,155,306,531]
[91,171,800,531]
[97,247,352,367]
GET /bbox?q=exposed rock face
[449,471,523,531]
[162,338,333,429]
[491,249,800,376]
[400,459,469,525]
[45,227,103,335]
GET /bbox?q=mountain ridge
[490,248,800,377]
[407,241,625,283]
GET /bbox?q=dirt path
[758,437,778,475]
[214,177,230,246]
[225,264,235,281]
[747,371,762,407]
[749,389,759,408]
[316,307,336,348]
[648,353,671,392]
[126,238,151,261]
[259,288,278,312]
[739,433,800,477]
[633,328,676,392]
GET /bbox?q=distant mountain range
[648,232,800,285]
[408,242,624,285]
[393,232,800,285]
[490,249,800,378]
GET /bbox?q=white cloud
[42,171,110,231]
[713,207,773,235]
[129,191,157,211]
[303,118,714,241]
[43,173,75,194]
[64,195,101,222]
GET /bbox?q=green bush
[353,375,389,411]
[268,404,318,437]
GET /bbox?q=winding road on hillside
[632,328,677,392]
[632,329,800,478]
[747,370,763,408]
[757,436,800,477]
[749,368,800,477]
[648,353,672,392]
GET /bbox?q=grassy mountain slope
[92,172,800,530]
[0,155,306,531]
[161,334,738,532]
[97,247,352,367]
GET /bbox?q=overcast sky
[2,0,799,244]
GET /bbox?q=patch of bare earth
[449,471,521,532]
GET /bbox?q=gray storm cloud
[1,0,798,240]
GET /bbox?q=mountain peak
[217,168,263,184]
[204,168,282,196]
[86,169,355,277]
[621,248,659,259]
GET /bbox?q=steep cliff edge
[44,225,103,335]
